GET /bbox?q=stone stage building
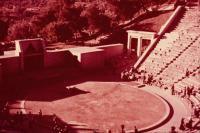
[0,39,124,86]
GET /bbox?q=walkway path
[113,81,192,132]
[142,86,191,132]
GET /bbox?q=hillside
[0,0,169,45]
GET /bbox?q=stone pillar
[137,36,142,57]
[127,34,132,53]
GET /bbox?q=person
[147,73,153,85]
[134,126,138,133]
[191,86,194,95]
[93,130,98,133]
[183,87,187,98]
[19,110,23,124]
[169,126,177,133]
[108,130,112,133]
[142,72,146,84]
[171,84,175,95]
[120,124,125,133]
[179,118,185,130]
[187,86,191,98]
[63,126,68,133]
[52,114,57,124]
[39,109,42,121]
[158,78,163,87]
[0,43,4,55]
[128,72,135,81]
[194,107,200,118]
[121,71,125,80]
[186,118,193,130]
[186,68,190,77]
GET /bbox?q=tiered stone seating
[176,68,200,92]
[156,36,200,85]
[120,4,200,132]
[139,6,200,91]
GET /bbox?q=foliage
[0,0,168,43]
[7,20,34,40]
[41,21,73,43]
[0,20,9,41]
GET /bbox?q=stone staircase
[138,6,200,91]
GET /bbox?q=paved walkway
[121,82,192,132]
[142,86,191,132]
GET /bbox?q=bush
[41,21,73,43]
[7,20,34,40]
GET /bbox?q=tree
[81,4,111,34]
[0,20,8,41]
[41,21,73,43]
[7,20,34,40]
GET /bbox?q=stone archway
[127,30,156,57]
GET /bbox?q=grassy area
[95,9,174,46]
[127,10,173,32]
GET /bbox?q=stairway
[138,6,200,90]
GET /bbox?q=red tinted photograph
[0,0,200,133]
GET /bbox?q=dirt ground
[25,80,166,132]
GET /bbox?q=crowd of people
[178,104,200,132]
[51,114,69,133]
[0,105,70,133]
[120,67,154,86]
[121,67,200,132]
[1,105,142,133]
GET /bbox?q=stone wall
[95,43,124,59]
[0,56,21,76]
[44,50,79,68]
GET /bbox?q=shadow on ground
[0,111,98,133]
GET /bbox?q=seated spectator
[147,73,153,85]
[186,68,190,77]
